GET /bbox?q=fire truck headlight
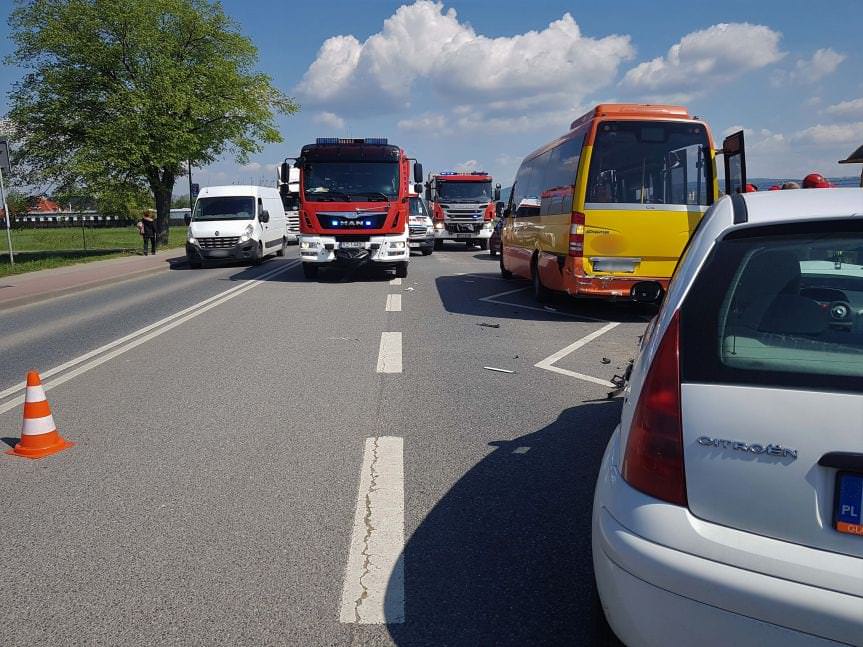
[435,222,444,230]
[390,241,406,249]
[300,240,320,249]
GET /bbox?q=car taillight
[622,310,687,506]
[568,211,585,256]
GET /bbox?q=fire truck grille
[445,223,482,234]
[198,236,240,248]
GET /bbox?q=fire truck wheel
[302,263,319,280]
[395,262,408,278]
[478,239,488,250]
[434,239,443,251]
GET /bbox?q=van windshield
[587,121,712,207]
[193,196,255,221]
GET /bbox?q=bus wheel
[499,246,513,279]
[532,258,552,303]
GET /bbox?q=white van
[185,185,288,268]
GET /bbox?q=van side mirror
[259,210,270,223]
[631,281,664,304]
[494,184,501,202]
[413,162,423,184]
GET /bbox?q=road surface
[0,246,648,646]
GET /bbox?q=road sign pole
[0,166,14,266]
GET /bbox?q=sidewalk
[0,251,186,310]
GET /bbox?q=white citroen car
[593,188,863,646]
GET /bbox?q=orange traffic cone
[6,371,73,459]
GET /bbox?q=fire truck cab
[426,171,501,250]
[281,138,422,280]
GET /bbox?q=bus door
[722,130,747,195]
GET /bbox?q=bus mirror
[631,281,663,304]
[413,162,423,183]
[280,161,291,184]
[494,185,501,201]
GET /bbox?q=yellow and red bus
[499,104,718,301]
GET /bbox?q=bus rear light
[568,211,585,257]
[621,311,687,506]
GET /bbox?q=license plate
[409,242,420,248]
[835,472,863,536]
[340,241,365,249]
[453,233,473,238]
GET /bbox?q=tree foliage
[7,0,298,235]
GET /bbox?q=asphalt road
[0,245,648,646]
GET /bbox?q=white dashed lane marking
[340,436,405,624]
[376,332,403,373]
[385,294,402,312]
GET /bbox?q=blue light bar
[364,138,388,145]
[470,171,489,175]
[316,138,339,144]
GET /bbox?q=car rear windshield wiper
[350,191,390,202]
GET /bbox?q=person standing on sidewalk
[140,209,157,256]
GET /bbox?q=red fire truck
[426,171,501,250]
[280,138,423,279]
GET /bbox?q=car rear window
[681,220,863,392]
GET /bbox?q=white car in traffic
[593,188,863,646]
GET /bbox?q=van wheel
[276,237,286,257]
[499,246,513,279]
[302,263,318,279]
[395,262,408,278]
[532,257,552,303]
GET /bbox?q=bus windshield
[303,162,399,201]
[437,181,492,202]
[587,121,712,207]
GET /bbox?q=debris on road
[477,322,501,328]
[601,357,611,364]
[405,287,415,291]
[483,366,515,374]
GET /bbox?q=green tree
[7,0,297,240]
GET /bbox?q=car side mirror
[631,281,664,304]
[413,162,423,183]
[259,210,270,223]
[184,214,191,225]
[494,184,501,201]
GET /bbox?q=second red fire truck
[425,171,501,250]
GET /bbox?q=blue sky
[2,0,862,192]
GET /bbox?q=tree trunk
[147,168,176,245]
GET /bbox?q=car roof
[199,185,277,198]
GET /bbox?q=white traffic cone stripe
[26,385,46,402]
[22,414,57,436]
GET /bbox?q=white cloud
[397,113,449,132]
[794,121,863,146]
[295,1,633,119]
[455,160,480,172]
[312,111,346,130]
[825,97,863,120]
[621,23,784,99]
[239,161,275,173]
[795,48,845,82]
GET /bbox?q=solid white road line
[389,277,402,286]
[534,322,620,387]
[385,294,402,312]
[479,286,605,322]
[340,436,405,624]
[375,332,402,373]
[0,261,299,415]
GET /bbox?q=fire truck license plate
[340,241,365,248]
[453,233,473,238]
